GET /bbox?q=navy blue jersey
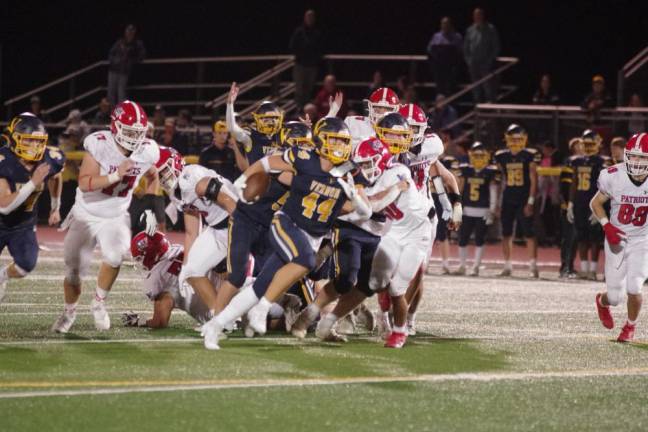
[246,129,279,165]
[236,175,290,228]
[458,164,499,208]
[440,155,460,174]
[494,147,540,199]
[0,146,65,230]
[571,154,611,205]
[559,155,579,208]
[280,147,348,237]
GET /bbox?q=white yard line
[1,368,647,399]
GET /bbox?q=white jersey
[74,131,159,218]
[143,245,217,323]
[383,162,433,238]
[177,164,237,227]
[597,162,648,240]
[404,134,444,209]
[344,115,375,150]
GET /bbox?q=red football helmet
[625,133,648,176]
[398,104,427,146]
[367,87,400,124]
[353,137,392,184]
[111,100,148,151]
[131,231,170,271]
[156,146,185,194]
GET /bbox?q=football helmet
[353,137,392,184]
[398,104,427,146]
[313,117,352,165]
[4,113,48,161]
[468,141,491,171]
[581,129,602,156]
[624,133,648,176]
[367,87,400,124]
[279,121,313,148]
[504,123,527,154]
[111,100,148,152]
[131,231,171,271]
[375,112,413,155]
[155,146,185,194]
[252,101,283,136]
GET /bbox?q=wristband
[50,197,61,211]
[599,217,609,226]
[527,196,535,205]
[260,157,271,174]
[449,192,460,205]
[107,171,120,184]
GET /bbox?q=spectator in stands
[162,117,189,156]
[402,86,418,105]
[176,109,195,128]
[107,24,146,106]
[463,8,500,103]
[30,95,51,122]
[314,74,348,119]
[151,105,165,141]
[428,94,458,134]
[199,120,246,182]
[581,75,613,126]
[396,75,410,100]
[63,109,90,142]
[176,109,198,153]
[532,74,560,105]
[627,93,646,135]
[93,97,112,125]
[290,9,323,110]
[427,17,463,96]
[610,136,626,164]
[302,103,318,122]
[368,70,384,96]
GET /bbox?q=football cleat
[247,303,268,336]
[291,312,314,339]
[530,266,539,279]
[315,316,335,340]
[281,294,302,333]
[51,310,77,333]
[202,317,223,350]
[384,331,408,348]
[91,299,110,331]
[407,319,417,336]
[617,322,636,343]
[441,265,451,275]
[595,293,614,329]
[470,266,480,277]
[323,328,348,343]
[499,268,512,277]
[453,266,466,276]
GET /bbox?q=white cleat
[377,312,392,339]
[247,303,268,336]
[407,319,417,336]
[51,311,77,333]
[91,299,110,331]
[315,317,335,340]
[282,295,302,333]
[203,318,223,350]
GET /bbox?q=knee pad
[65,269,82,286]
[606,289,622,307]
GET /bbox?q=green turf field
[1,252,648,431]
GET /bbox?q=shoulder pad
[494,149,509,156]
[486,164,499,171]
[525,147,539,154]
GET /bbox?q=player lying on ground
[591,132,648,343]
[52,101,159,333]
[0,113,64,304]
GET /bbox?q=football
[243,172,271,203]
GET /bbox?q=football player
[226,82,283,167]
[454,142,499,276]
[155,146,238,317]
[566,130,610,280]
[0,114,64,304]
[202,117,371,350]
[52,101,159,333]
[434,152,461,274]
[289,137,404,341]
[591,133,648,342]
[344,87,400,149]
[494,123,540,277]
[123,231,221,328]
[558,137,584,278]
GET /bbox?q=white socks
[64,302,77,314]
[529,259,537,269]
[216,285,259,327]
[504,260,512,270]
[268,302,284,319]
[474,246,484,268]
[459,247,468,267]
[393,325,407,333]
[589,260,597,274]
[303,303,321,321]
[95,286,109,302]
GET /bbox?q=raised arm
[226,82,252,148]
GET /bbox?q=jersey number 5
[102,175,137,197]
[302,192,335,222]
[617,203,648,226]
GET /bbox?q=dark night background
[1,0,646,106]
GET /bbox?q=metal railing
[617,45,648,106]
[4,54,519,123]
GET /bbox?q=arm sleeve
[226,103,251,147]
